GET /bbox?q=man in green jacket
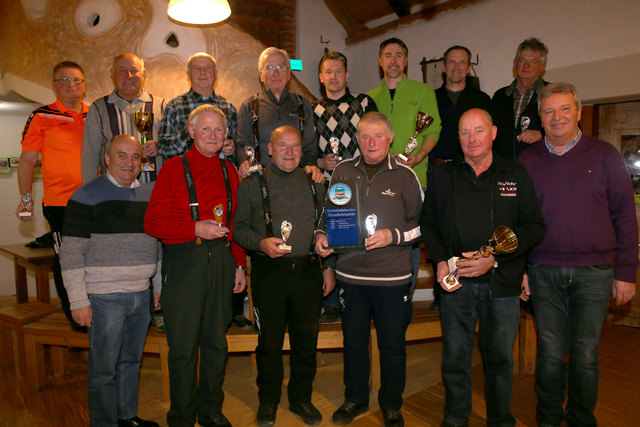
[368,37,441,189]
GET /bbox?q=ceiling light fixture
[167,0,231,25]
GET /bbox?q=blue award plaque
[326,176,364,252]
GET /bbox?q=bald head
[105,135,142,187]
[458,108,496,165]
[268,126,302,172]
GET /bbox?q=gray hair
[187,52,217,69]
[538,82,582,114]
[258,47,290,71]
[515,37,549,65]
[112,53,145,74]
[357,112,393,138]
[188,104,227,131]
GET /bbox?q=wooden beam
[387,0,411,17]
[345,0,487,46]
[323,0,369,40]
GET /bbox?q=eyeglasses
[54,77,85,85]
[263,64,288,73]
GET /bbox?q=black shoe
[429,301,441,314]
[331,401,369,425]
[232,314,254,330]
[441,421,469,427]
[118,417,159,427]
[256,403,277,427]
[198,412,232,427]
[382,409,404,427]
[320,306,341,323]
[289,402,322,426]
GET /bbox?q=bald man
[234,126,331,426]
[420,109,545,427]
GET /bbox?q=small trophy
[443,226,518,289]
[365,214,377,236]
[213,203,224,225]
[244,146,261,174]
[329,137,342,161]
[398,112,434,162]
[133,111,155,172]
[278,221,292,251]
[520,116,530,132]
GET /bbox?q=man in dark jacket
[491,38,549,160]
[421,109,545,427]
[430,45,491,313]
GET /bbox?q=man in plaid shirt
[158,52,237,161]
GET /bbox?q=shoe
[118,417,159,427]
[152,310,166,333]
[256,403,277,427]
[440,421,469,427]
[289,402,322,426]
[331,401,369,425]
[198,412,232,426]
[320,306,341,323]
[429,301,440,314]
[232,314,254,330]
[382,409,404,426]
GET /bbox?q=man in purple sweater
[518,82,638,427]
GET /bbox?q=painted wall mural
[0,0,313,108]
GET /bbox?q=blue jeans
[87,290,151,427]
[440,280,519,426]
[528,264,613,427]
[340,281,412,410]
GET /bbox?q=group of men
[15,34,637,427]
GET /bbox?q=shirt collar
[505,78,544,96]
[322,87,352,103]
[544,128,582,156]
[105,171,141,188]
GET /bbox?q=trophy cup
[329,137,342,161]
[213,203,224,225]
[278,221,292,251]
[244,146,261,174]
[133,111,154,172]
[365,214,377,237]
[520,116,530,132]
[443,226,518,289]
[398,112,434,162]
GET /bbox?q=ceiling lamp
[167,0,231,25]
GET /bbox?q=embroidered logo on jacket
[498,181,517,197]
[381,188,396,197]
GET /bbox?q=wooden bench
[0,244,55,304]
[0,302,60,375]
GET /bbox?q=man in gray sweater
[60,134,159,427]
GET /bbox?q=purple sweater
[518,134,638,283]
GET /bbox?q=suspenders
[179,154,232,244]
[251,93,305,163]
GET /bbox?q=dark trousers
[162,240,235,427]
[440,279,520,427]
[339,281,412,410]
[528,264,613,427]
[251,255,323,405]
[42,205,75,325]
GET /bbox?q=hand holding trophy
[398,112,434,162]
[244,146,261,174]
[278,221,292,251]
[133,111,154,171]
[443,226,518,289]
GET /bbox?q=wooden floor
[2,302,639,426]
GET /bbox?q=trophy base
[19,211,32,217]
[142,163,155,172]
[442,256,460,290]
[278,244,291,251]
[248,165,262,174]
[397,153,409,162]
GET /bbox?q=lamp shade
[168,0,231,25]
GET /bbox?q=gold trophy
[329,137,342,161]
[278,221,292,251]
[244,146,261,174]
[213,203,224,225]
[133,111,154,172]
[398,112,434,162]
[443,226,518,289]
